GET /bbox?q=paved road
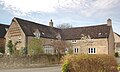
[0,66,61,72]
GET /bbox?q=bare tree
[56,23,72,29]
[52,40,68,54]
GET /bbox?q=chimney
[107,18,112,26]
[49,19,53,27]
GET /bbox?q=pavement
[0,65,61,72]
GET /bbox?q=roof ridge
[14,17,59,29]
[62,24,107,30]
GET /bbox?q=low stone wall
[0,54,59,68]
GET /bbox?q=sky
[0,0,120,34]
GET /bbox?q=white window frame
[44,45,54,54]
[72,40,77,43]
[88,48,96,54]
[74,48,79,53]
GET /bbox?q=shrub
[115,52,119,57]
[61,54,118,72]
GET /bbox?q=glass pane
[89,48,90,53]
[91,48,93,53]
[75,48,76,53]
[77,48,78,53]
[94,48,96,53]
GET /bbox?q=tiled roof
[15,17,111,40]
[62,24,110,40]
[15,17,62,39]
[0,24,9,38]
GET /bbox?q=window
[72,40,77,43]
[44,45,54,54]
[98,33,102,35]
[33,29,41,38]
[74,48,78,53]
[33,32,40,38]
[88,48,96,54]
[56,33,61,40]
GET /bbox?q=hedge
[61,54,118,72]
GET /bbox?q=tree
[53,40,72,53]
[28,38,44,56]
[56,23,72,29]
[52,40,72,61]
[7,40,14,55]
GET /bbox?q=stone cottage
[5,17,115,55]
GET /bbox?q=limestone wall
[0,54,59,68]
[5,19,26,54]
[67,38,108,54]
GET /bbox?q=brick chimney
[107,18,112,26]
[49,19,53,27]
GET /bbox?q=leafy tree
[7,40,14,55]
[28,38,44,56]
[56,23,72,29]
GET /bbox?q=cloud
[0,0,59,16]
[0,0,120,18]
[57,0,120,17]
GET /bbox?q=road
[0,66,61,72]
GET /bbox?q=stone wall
[0,54,59,68]
[5,19,26,54]
[67,38,109,54]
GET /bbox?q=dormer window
[35,33,40,38]
[98,33,102,35]
[33,29,41,38]
[56,33,61,40]
[42,32,45,35]
[72,40,77,43]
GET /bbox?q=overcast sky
[0,0,120,34]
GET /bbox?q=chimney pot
[107,18,112,26]
[49,19,53,27]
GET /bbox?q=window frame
[74,48,79,53]
[72,40,77,43]
[88,48,96,54]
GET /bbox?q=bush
[115,52,119,57]
[61,54,118,72]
